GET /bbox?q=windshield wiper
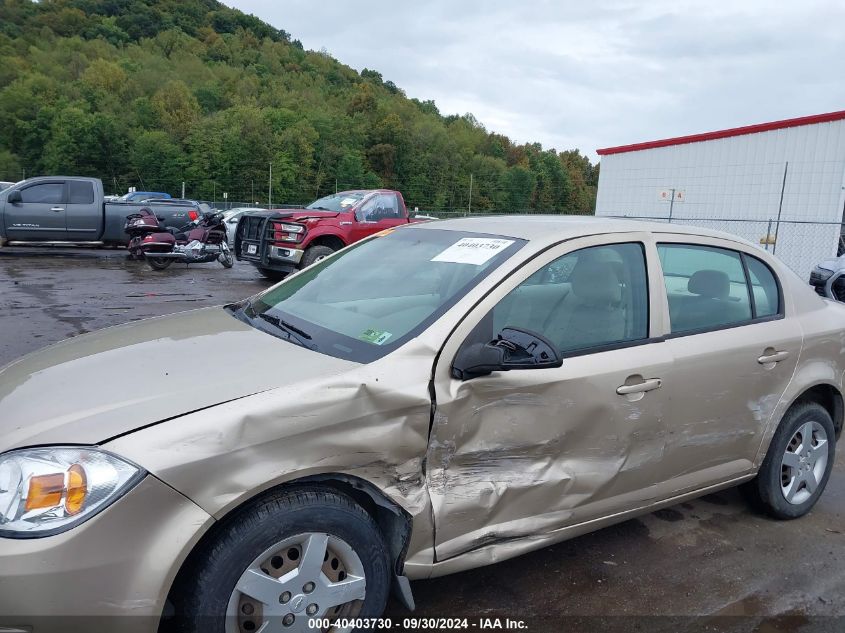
[307,206,332,211]
[256,312,314,348]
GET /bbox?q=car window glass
[745,255,780,317]
[68,181,94,205]
[20,183,64,204]
[373,194,400,219]
[658,244,752,333]
[482,243,648,355]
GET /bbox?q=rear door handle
[50,207,65,212]
[758,350,790,364]
[616,378,662,395]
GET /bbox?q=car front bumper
[0,475,213,633]
[268,245,304,265]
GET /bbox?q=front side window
[241,229,525,362]
[20,183,64,204]
[473,242,649,356]
[658,244,753,333]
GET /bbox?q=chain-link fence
[605,215,842,281]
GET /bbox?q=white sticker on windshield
[340,197,357,207]
[431,238,514,265]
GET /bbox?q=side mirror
[7,190,21,203]
[452,327,562,380]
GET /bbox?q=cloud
[227,0,845,160]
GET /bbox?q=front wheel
[219,248,234,269]
[169,487,391,633]
[147,256,173,270]
[302,245,335,268]
[743,402,836,519]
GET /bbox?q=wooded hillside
[0,0,598,212]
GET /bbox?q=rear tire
[302,245,335,268]
[219,250,234,269]
[167,486,391,633]
[743,402,835,519]
[257,267,286,282]
[147,256,174,271]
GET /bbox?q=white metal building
[595,110,845,279]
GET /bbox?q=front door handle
[616,378,662,395]
[758,350,790,364]
[50,207,64,212]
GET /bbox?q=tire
[147,256,173,270]
[302,245,335,268]
[219,250,234,269]
[168,486,391,633]
[257,267,286,282]
[743,402,836,519]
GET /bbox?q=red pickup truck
[234,189,420,280]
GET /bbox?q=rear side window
[658,244,752,334]
[745,255,781,317]
[20,183,64,204]
[68,181,94,204]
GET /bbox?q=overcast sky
[227,0,845,161]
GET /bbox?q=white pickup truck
[0,176,198,246]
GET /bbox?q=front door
[429,235,675,561]
[655,239,801,487]
[4,181,67,240]
[349,193,406,242]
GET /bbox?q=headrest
[688,269,729,299]
[571,260,621,305]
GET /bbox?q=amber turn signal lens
[24,473,64,511]
[65,464,87,515]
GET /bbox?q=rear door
[65,180,100,240]
[655,237,801,488]
[3,181,67,240]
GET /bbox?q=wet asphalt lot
[1,246,844,632]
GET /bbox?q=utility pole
[268,162,273,209]
[773,162,789,256]
[335,178,338,194]
[212,181,216,205]
[181,181,185,198]
[468,173,473,215]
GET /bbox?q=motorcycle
[124,208,234,271]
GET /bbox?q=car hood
[271,209,340,220]
[0,307,357,451]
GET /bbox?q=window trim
[657,242,785,340]
[19,180,67,205]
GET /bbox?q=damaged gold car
[0,216,842,633]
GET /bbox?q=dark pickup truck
[0,176,199,247]
[235,189,420,280]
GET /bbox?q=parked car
[0,181,15,192]
[809,254,845,301]
[0,217,841,632]
[235,189,420,280]
[117,191,172,202]
[0,177,199,246]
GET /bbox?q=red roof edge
[596,109,845,156]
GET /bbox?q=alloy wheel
[781,420,828,505]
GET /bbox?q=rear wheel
[169,487,391,633]
[743,402,835,519]
[302,245,335,268]
[219,248,234,268]
[257,267,286,282]
[147,256,174,270]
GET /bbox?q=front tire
[744,402,836,519]
[169,487,391,633]
[302,245,335,268]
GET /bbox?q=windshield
[305,191,369,212]
[241,228,524,362]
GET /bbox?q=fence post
[765,219,772,251]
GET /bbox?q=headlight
[278,223,304,234]
[0,447,144,538]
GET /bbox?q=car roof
[405,215,754,247]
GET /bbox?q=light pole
[268,162,273,209]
